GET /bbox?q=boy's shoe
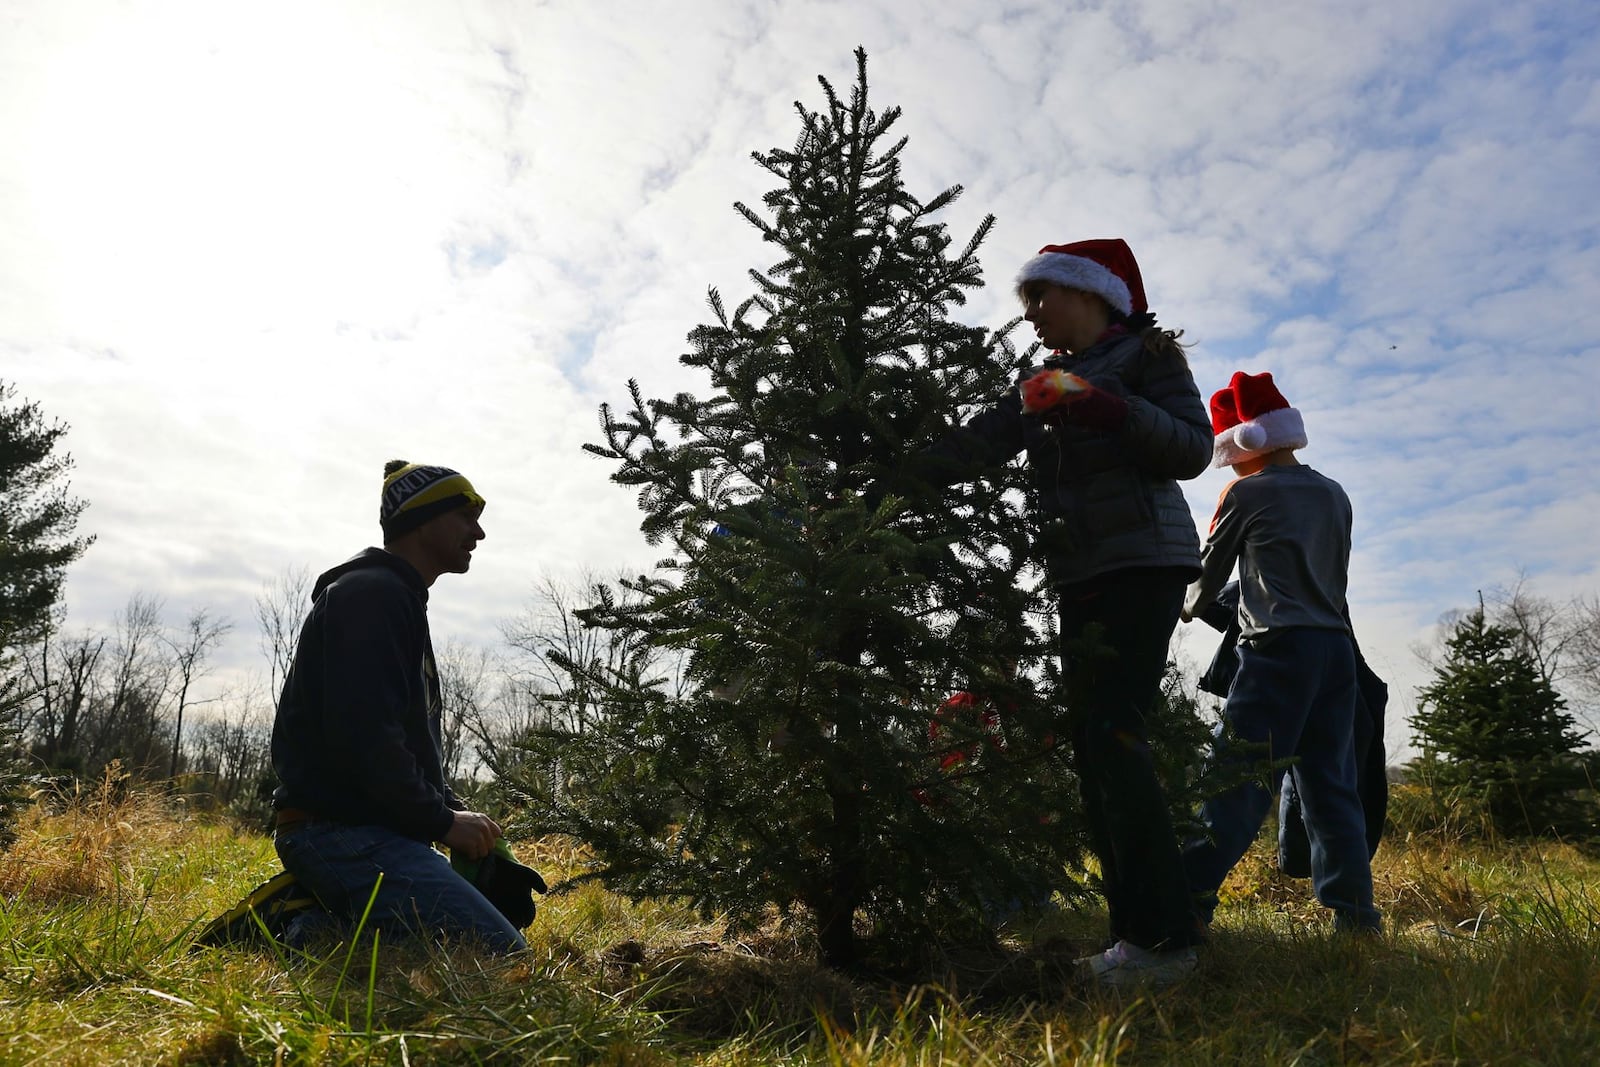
[1077,939,1197,989]
[1332,911,1383,938]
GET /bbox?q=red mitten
[1019,369,1088,413]
[1020,369,1129,433]
[1061,382,1129,432]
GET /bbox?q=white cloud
[4,0,1598,757]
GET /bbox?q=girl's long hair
[1113,309,1189,363]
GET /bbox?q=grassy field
[1,780,1597,1066]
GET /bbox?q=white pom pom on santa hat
[1236,422,1269,452]
[1209,371,1307,468]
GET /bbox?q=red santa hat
[1015,238,1148,317]
[1209,371,1308,468]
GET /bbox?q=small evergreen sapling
[1411,605,1596,838]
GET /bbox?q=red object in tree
[929,691,1004,769]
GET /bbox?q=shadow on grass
[595,925,1104,1045]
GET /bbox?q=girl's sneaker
[1077,939,1197,989]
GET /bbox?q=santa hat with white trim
[1015,238,1148,317]
[1209,371,1308,468]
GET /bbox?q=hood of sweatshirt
[311,547,428,603]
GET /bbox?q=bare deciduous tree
[433,638,499,781]
[1484,577,1579,689]
[186,681,273,815]
[83,593,171,776]
[1568,594,1600,704]
[162,608,234,779]
[255,566,311,698]
[500,571,683,735]
[485,571,686,806]
[21,621,104,769]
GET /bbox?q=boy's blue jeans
[1183,627,1380,930]
[274,820,527,954]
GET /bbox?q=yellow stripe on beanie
[380,460,485,539]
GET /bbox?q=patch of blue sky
[555,325,602,384]
[445,233,510,276]
[1191,277,1349,366]
[1274,276,1344,324]
[1438,0,1595,76]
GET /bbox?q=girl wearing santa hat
[909,238,1210,987]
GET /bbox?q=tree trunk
[816,626,867,969]
[816,782,864,969]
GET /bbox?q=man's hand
[443,810,502,861]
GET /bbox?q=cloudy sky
[5,0,1598,757]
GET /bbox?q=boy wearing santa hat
[1180,372,1381,934]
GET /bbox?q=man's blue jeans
[1182,627,1381,931]
[275,821,527,954]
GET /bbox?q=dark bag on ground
[451,839,548,929]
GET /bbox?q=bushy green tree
[1,381,95,844]
[0,673,35,848]
[503,52,1078,967]
[1411,605,1595,838]
[1,382,94,651]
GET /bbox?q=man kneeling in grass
[270,460,525,953]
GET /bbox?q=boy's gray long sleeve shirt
[1183,464,1352,641]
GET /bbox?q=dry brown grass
[0,763,198,901]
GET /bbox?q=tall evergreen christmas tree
[504,51,1080,967]
[1411,605,1595,838]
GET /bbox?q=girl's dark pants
[1059,566,1200,951]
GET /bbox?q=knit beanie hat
[380,460,486,540]
[1209,371,1308,468]
[1015,238,1148,317]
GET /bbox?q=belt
[274,807,317,834]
